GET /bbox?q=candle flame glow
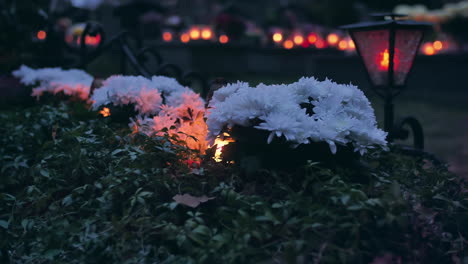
[162,32,173,42]
[219,35,229,44]
[212,133,235,162]
[99,107,111,117]
[272,33,283,43]
[37,30,47,40]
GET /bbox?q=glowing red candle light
[37,30,47,40]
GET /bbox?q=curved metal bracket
[393,116,424,149]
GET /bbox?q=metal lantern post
[342,14,432,149]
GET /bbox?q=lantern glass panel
[352,29,390,86]
[393,29,423,86]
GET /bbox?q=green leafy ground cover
[1,102,467,263]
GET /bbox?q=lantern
[342,14,432,149]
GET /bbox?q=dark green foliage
[0,103,467,263]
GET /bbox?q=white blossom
[12,65,93,100]
[206,77,387,154]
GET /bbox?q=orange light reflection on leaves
[99,107,111,117]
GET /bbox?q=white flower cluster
[207,77,387,154]
[12,65,93,100]
[91,75,179,115]
[130,85,208,152]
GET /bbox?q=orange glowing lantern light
[272,32,283,43]
[326,33,339,46]
[201,28,213,40]
[99,107,111,117]
[189,27,201,40]
[219,34,229,44]
[180,33,190,43]
[307,33,318,44]
[283,40,294,49]
[342,13,431,147]
[348,39,355,50]
[84,34,101,46]
[432,40,443,51]
[162,32,173,42]
[37,30,47,40]
[338,39,348,50]
[422,43,435,55]
[293,35,304,45]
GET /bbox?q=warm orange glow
[379,49,390,70]
[85,34,101,46]
[433,40,443,50]
[37,30,47,40]
[212,133,235,162]
[423,43,435,55]
[180,33,190,43]
[293,35,304,45]
[307,33,318,44]
[378,49,401,70]
[162,32,173,42]
[326,33,339,45]
[272,32,283,43]
[315,38,326,49]
[201,28,212,40]
[99,107,111,117]
[189,28,200,40]
[283,40,294,49]
[348,39,355,49]
[219,35,229,44]
[338,40,348,50]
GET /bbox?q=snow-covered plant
[207,77,387,155]
[12,65,93,100]
[130,88,208,152]
[91,75,166,115]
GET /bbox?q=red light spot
[315,38,326,49]
[85,34,101,46]
[219,35,229,44]
[163,32,173,42]
[37,30,47,40]
[181,33,190,43]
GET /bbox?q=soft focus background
[1,0,467,176]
